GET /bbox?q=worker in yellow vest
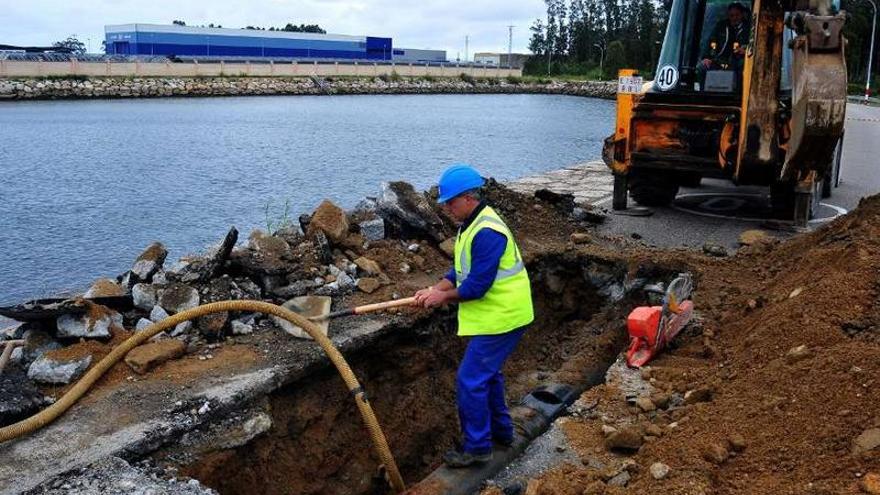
[414,164,534,468]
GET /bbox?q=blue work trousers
[457,327,526,454]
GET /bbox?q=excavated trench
[153,253,680,495]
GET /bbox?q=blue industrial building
[105,24,393,60]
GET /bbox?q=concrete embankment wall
[0,77,617,101]
[0,59,521,79]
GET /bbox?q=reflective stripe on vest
[458,216,526,283]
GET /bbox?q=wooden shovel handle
[353,297,418,315]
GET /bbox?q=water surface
[0,93,614,304]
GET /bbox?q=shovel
[276,296,417,339]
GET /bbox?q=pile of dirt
[518,195,880,494]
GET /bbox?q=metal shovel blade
[274,296,332,339]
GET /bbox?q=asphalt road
[594,102,880,249]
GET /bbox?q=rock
[789,287,804,298]
[197,312,228,338]
[248,230,291,258]
[702,243,728,257]
[854,428,880,454]
[636,397,656,412]
[56,305,122,339]
[336,271,355,289]
[376,181,447,242]
[739,229,775,246]
[650,392,671,409]
[581,481,606,495]
[0,369,49,425]
[158,283,200,314]
[152,270,168,285]
[234,278,261,299]
[728,433,747,452]
[313,231,333,264]
[131,242,168,282]
[408,243,421,252]
[150,305,169,322]
[358,277,381,294]
[167,228,238,284]
[601,425,618,436]
[231,319,254,335]
[570,232,591,244]
[125,340,186,374]
[607,470,631,487]
[132,283,159,312]
[683,387,713,405]
[861,473,880,494]
[649,462,670,480]
[645,424,664,437]
[308,199,350,243]
[170,321,192,337]
[354,257,383,276]
[400,262,412,274]
[28,354,92,384]
[20,329,62,365]
[358,218,385,241]
[272,279,318,298]
[84,278,125,298]
[605,426,644,452]
[702,442,729,464]
[298,213,311,234]
[785,344,812,364]
[135,318,153,332]
[439,238,456,258]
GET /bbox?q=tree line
[526,0,878,87]
[172,19,326,33]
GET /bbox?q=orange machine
[604,0,847,226]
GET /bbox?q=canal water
[0,93,613,305]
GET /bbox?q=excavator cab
[604,0,847,226]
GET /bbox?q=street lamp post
[865,0,877,103]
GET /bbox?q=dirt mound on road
[529,195,880,494]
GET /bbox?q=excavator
[603,0,848,226]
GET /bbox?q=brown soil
[519,195,880,494]
[171,251,667,495]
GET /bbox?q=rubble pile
[488,195,880,494]
[0,178,601,427]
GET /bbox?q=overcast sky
[1,0,545,59]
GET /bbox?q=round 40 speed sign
[655,65,679,91]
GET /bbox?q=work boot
[442,448,492,468]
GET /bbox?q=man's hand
[420,289,451,308]
[701,58,713,69]
[414,287,434,306]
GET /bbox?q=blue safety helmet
[437,164,486,203]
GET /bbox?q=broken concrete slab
[84,279,125,299]
[28,353,92,384]
[132,283,158,312]
[158,284,200,315]
[376,181,448,242]
[125,340,186,375]
[56,306,122,339]
[131,242,168,282]
[20,329,62,366]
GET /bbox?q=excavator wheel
[629,170,680,207]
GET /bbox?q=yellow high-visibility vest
[453,206,534,336]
